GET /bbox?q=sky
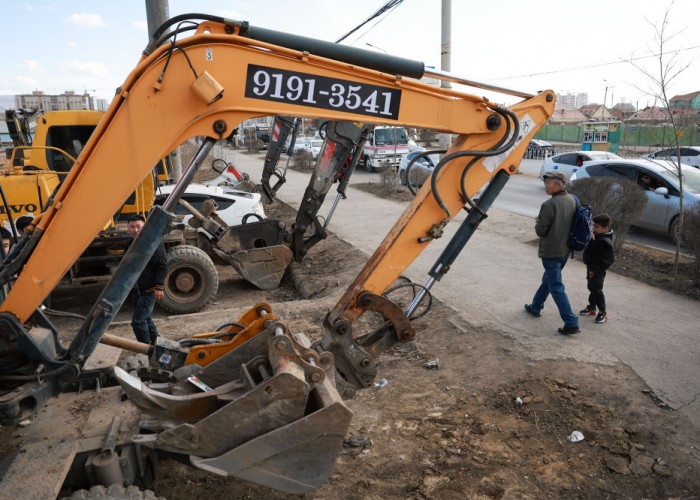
[1,0,698,110]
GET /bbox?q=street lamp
[603,81,615,120]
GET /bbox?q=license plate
[245,64,401,120]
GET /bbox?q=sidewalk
[229,150,700,430]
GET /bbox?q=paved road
[225,149,700,431]
[351,158,681,253]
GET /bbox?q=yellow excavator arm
[0,14,554,495]
[1,17,553,322]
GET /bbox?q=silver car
[539,150,621,180]
[398,150,439,187]
[570,158,700,242]
[642,146,700,169]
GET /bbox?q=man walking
[524,172,580,335]
[126,214,167,344]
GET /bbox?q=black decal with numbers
[245,64,401,120]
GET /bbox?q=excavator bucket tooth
[226,245,293,290]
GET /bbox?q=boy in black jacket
[580,214,615,324]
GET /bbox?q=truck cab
[362,126,410,172]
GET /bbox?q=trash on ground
[374,378,388,389]
[424,359,440,370]
[568,430,585,442]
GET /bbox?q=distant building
[668,91,700,124]
[578,104,612,121]
[555,92,588,110]
[93,98,110,111]
[14,90,90,113]
[626,106,668,124]
[556,92,576,110]
[612,102,636,121]
[669,91,700,113]
[548,108,588,125]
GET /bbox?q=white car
[642,146,700,169]
[539,150,621,180]
[155,183,266,229]
[570,158,700,242]
[283,135,307,155]
[302,138,324,160]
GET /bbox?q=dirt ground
[151,199,699,499]
[2,175,699,498]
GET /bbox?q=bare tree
[569,177,647,254]
[628,2,692,272]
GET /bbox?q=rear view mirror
[654,187,669,196]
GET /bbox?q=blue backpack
[568,194,593,253]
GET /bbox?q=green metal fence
[537,124,699,149]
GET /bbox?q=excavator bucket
[114,318,352,494]
[227,245,293,290]
[207,219,294,290]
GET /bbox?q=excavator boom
[0,14,554,496]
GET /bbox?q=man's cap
[542,171,566,183]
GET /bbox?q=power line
[336,0,405,43]
[490,44,700,81]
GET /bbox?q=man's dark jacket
[129,241,167,294]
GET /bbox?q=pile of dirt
[613,245,699,300]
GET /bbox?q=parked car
[302,138,324,160]
[525,139,555,159]
[283,135,308,155]
[155,184,266,230]
[570,158,700,242]
[398,149,439,187]
[642,146,700,168]
[539,150,621,180]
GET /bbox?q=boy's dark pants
[586,269,606,313]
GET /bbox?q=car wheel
[670,217,681,245]
[364,156,375,173]
[159,245,219,314]
[399,169,408,185]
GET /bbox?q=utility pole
[145,0,183,181]
[440,0,451,88]
[603,81,609,121]
[439,0,452,151]
[146,0,169,38]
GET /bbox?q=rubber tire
[65,484,163,499]
[399,169,408,186]
[159,245,219,314]
[670,217,681,245]
[364,156,375,173]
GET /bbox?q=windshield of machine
[374,128,408,146]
